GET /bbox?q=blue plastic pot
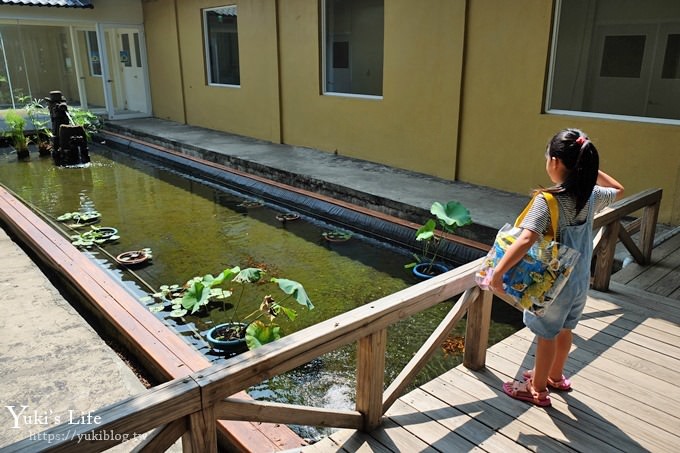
[412,262,449,279]
[206,322,249,354]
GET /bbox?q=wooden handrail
[591,188,662,290]
[5,189,662,452]
[5,261,484,452]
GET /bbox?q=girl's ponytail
[545,128,599,212]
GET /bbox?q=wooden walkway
[297,235,680,452]
[611,230,680,299]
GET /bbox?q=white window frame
[321,0,384,100]
[203,5,240,88]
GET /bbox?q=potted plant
[56,210,102,228]
[25,99,53,157]
[69,226,120,248]
[322,230,352,242]
[406,200,472,279]
[144,266,314,353]
[3,110,30,160]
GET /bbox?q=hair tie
[575,136,587,145]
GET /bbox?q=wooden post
[464,289,492,370]
[182,405,217,453]
[592,221,620,291]
[639,201,660,264]
[356,329,387,432]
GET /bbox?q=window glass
[87,30,102,77]
[204,5,240,86]
[323,0,384,96]
[662,34,680,79]
[133,32,142,68]
[0,21,81,107]
[120,33,132,67]
[548,0,680,121]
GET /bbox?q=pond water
[0,145,522,440]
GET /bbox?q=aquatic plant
[57,210,102,228]
[67,107,101,142]
[322,230,352,242]
[3,110,30,159]
[69,226,119,248]
[406,200,472,275]
[25,99,53,156]
[144,266,314,350]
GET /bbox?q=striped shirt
[519,186,618,240]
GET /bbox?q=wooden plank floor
[611,231,680,300]
[293,249,680,452]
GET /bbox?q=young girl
[489,128,624,406]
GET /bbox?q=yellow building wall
[143,0,679,224]
[141,0,184,122]
[457,0,680,224]
[278,0,465,180]
[168,0,282,142]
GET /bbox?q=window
[86,30,101,77]
[548,0,680,121]
[662,34,680,79]
[204,5,240,86]
[599,35,645,78]
[323,0,384,97]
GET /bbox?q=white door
[100,24,150,118]
[117,29,146,113]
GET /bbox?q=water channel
[0,144,522,439]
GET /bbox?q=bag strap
[514,191,559,242]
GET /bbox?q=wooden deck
[611,230,680,299]
[297,236,680,452]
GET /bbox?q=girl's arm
[488,228,540,294]
[597,170,625,201]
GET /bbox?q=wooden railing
[4,189,662,453]
[591,188,662,290]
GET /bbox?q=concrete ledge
[103,118,529,246]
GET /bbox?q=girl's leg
[532,335,556,393]
[530,328,572,391]
[548,328,572,380]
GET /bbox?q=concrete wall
[141,0,680,225]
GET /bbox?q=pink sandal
[522,369,572,391]
[503,379,551,407]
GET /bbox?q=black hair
[543,128,599,213]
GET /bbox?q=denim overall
[524,193,595,339]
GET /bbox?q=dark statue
[45,91,90,166]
